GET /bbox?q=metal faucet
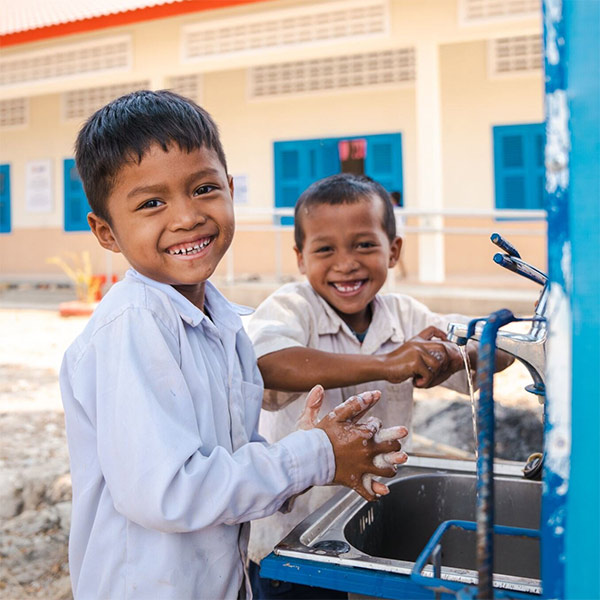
[447,234,548,397]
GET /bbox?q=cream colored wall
[0,0,545,282]
[441,41,544,210]
[439,40,546,275]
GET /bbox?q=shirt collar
[126,269,253,330]
[310,286,404,350]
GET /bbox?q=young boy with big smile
[246,173,513,598]
[59,92,406,599]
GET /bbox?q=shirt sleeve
[71,307,335,534]
[246,289,314,359]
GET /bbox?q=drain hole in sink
[312,540,351,554]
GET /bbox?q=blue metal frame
[410,519,540,599]
[260,553,453,600]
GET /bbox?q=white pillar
[415,42,445,283]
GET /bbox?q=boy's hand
[383,326,464,388]
[314,390,405,501]
[361,417,409,496]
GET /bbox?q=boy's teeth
[169,239,211,255]
[334,281,362,292]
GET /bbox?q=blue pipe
[469,309,518,599]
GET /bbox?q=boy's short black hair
[74,89,228,223]
[294,173,396,251]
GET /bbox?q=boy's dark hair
[74,89,228,223]
[294,173,396,251]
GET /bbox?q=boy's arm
[76,309,398,534]
[258,326,465,391]
[258,347,391,391]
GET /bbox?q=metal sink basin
[274,456,542,595]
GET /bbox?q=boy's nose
[334,252,360,273]
[171,198,206,230]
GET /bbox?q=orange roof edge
[0,0,268,48]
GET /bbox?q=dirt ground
[0,307,543,599]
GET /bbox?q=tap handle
[493,253,548,286]
[490,233,521,258]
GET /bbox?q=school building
[0,0,547,291]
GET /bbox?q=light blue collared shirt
[60,270,334,599]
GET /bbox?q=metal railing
[225,207,547,283]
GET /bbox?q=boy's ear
[294,246,307,274]
[87,213,121,254]
[227,175,234,201]
[388,236,402,268]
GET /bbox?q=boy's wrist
[364,354,388,382]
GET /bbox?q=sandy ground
[0,308,542,599]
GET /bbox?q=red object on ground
[59,301,97,318]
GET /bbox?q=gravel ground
[0,308,542,599]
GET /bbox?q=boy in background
[246,173,513,598]
[59,92,406,600]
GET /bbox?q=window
[64,159,91,232]
[493,123,545,211]
[0,164,11,233]
[274,133,402,224]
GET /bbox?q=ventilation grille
[0,97,28,128]
[167,74,203,101]
[490,34,542,75]
[183,0,387,60]
[63,81,150,121]
[0,36,131,87]
[461,0,540,22]
[250,48,414,98]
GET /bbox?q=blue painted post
[562,1,600,598]
[542,0,600,598]
[541,1,570,597]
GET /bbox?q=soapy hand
[297,386,408,501]
[382,326,465,388]
[360,417,408,496]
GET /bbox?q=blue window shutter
[64,159,91,232]
[493,123,545,212]
[274,133,403,223]
[364,133,403,194]
[275,143,302,225]
[318,139,341,178]
[0,164,11,234]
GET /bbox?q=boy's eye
[139,198,164,209]
[315,246,333,253]
[193,185,217,196]
[357,241,376,249]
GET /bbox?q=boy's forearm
[258,347,387,392]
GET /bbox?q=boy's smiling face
[295,195,401,333]
[88,143,234,309]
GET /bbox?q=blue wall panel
[64,159,91,232]
[0,164,11,234]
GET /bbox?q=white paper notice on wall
[232,174,248,205]
[26,159,53,213]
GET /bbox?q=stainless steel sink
[274,456,542,595]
